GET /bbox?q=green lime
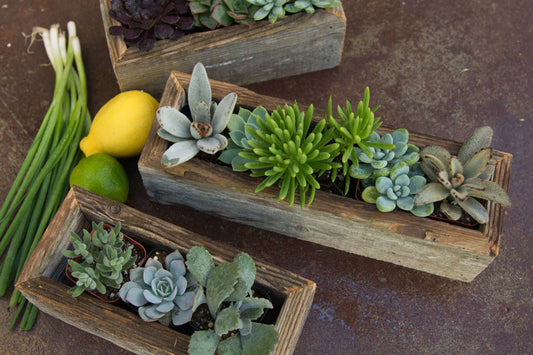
[70,153,129,202]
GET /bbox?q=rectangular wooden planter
[16,186,316,355]
[138,71,513,283]
[99,0,346,97]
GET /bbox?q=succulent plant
[413,126,511,224]
[285,0,341,14]
[156,62,237,167]
[186,246,278,355]
[119,250,202,326]
[328,88,395,194]
[218,106,269,171]
[189,0,257,28]
[246,0,288,23]
[108,0,196,51]
[63,222,138,298]
[237,102,340,207]
[350,128,420,184]
[361,162,434,217]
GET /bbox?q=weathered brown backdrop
[0,0,531,353]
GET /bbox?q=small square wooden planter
[16,186,316,354]
[138,71,513,283]
[99,0,346,97]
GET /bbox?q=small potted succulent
[63,221,147,302]
[99,0,346,95]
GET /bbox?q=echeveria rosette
[156,63,237,167]
[119,250,200,326]
[247,0,289,23]
[350,128,420,185]
[362,162,434,217]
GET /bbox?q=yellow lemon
[80,90,159,158]
[70,153,129,203]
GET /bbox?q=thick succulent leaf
[232,155,253,172]
[240,323,279,355]
[408,175,427,194]
[197,134,228,154]
[188,63,212,113]
[212,93,238,134]
[162,140,200,167]
[120,282,140,303]
[174,275,187,296]
[212,3,235,26]
[143,289,163,304]
[376,196,396,212]
[188,330,219,355]
[395,174,410,187]
[410,202,434,217]
[458,126,493,163]
[478,164,495,180]
[396,196,414,211]
[157,106,192,138]
[154,23,174,39]
[391,128,409,144]
[240,297,273,320]
[440,200,462,220]
[172,307,193,326]
[218,148,240,165]
[218,334,242,355]
[129,267,144,282]
[215,307,243,337]
[413,182,450,205]
[419,145,450,171]
[138,305,160,322]
[125,285,148,307]
[463,148,491,179]
[169,259,186,277]
[193,101,211,124]
[166,249,184,266]
[190,121,213,139]
[175,291,196,310]
[349,164,373,179]
[375,177,393,194]
[157,128,184,143]
[228,113,246,132]
[449,156,463,177]
[206,263,240,317]
[455,196,489,224]
[143,265,158,284]
[370,160,388,169]
[361,186,380,203]
[233,252,256,293]
[401,151,420,166]
[155,300,175,313]
[437,170,452,188]
[186,246,215,287]
[468,180,511,206]
[390,161,409,181]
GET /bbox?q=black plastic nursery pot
[138,71,513,283]
[16,186,316,354]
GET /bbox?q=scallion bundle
[0,21,90,330]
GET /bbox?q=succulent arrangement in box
[63,222,147,302]
[119,245,278,355]
[155,62,511,226]
[108,0,342,51]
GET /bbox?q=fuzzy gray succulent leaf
[457,126,493,163]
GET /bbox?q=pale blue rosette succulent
[361,162,434,217]
[119,250,202,326]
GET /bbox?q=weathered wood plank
[16,186,316,354]
[138,71,513,282]
[99,0,346,96]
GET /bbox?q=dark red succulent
[109,0,196,51]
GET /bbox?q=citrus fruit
[70,153,129,202]
[80,90,159,158]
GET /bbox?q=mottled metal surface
[0,0,531,354]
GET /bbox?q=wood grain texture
[16,186,315,355]
[138,72,513,282]
[99,0,346,96]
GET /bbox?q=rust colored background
[0,0,531,353]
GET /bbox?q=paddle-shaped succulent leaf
[361,162,434,217]
[414,126,511,224]
[119,250,201,326]
[285,0,341,14]
[328,88,396,194]
[186,246,278,355]
[247,0,289,23]
[237,102,341,207]
[157,63,237,167]
[189,0,256,29]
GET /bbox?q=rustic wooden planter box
[16,186,316,354]
[138,71,513,283]
[99,0,346,97]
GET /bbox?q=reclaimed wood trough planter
[99,0,346,97]
[138,71,513,283]
[16,186,316,354]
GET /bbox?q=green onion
[0,21,90,330]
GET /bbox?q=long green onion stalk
[0,21,90,330]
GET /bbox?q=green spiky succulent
[413,126,511,224]
[350,128,420,185]
[188,0,256,28]
[328,88,395,194]
[361,162,434,217]
[238,102,340,207]
[285,0,341,14]
[219,106,269,171]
